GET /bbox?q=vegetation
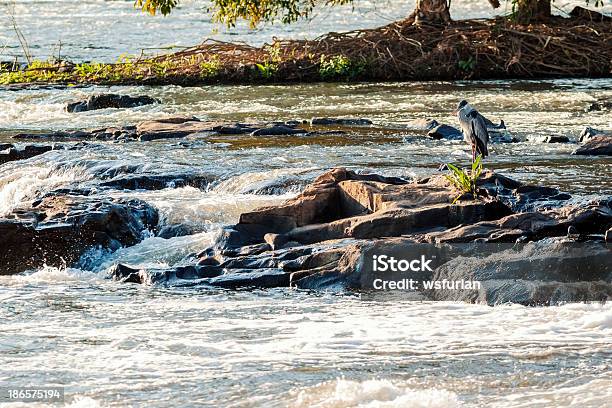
[135,0,605,26]
[445,156,484,204]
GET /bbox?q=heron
[454,100,489,163]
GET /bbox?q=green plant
[445,155,483,204]
[319,54,365,80]
[199,57,221,78]
[458,56,476,71]
[255,61,278,79]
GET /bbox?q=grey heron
[454,100,489,163]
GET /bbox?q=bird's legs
[471,145,476,164]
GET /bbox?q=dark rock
[66,94,158,113]
[250,125,307,136]
[483,117,506,130]
[606,228,612,243]
[529,135,571,143]
[212,123,259,134]
[0,144,56,165]
[0,196,158,275]
[586,101,612,112]
[427,124,462,140]
[310,118,373,126]
[12,130,93,141]
[110,264,222,284]
[157,224,196,239]
[100,173,214,190]
[572,136,612,156]
[206,269,291,289]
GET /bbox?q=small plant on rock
[445,155,483,204]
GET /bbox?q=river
[1,1,612,407]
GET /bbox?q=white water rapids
[1,1,612,406]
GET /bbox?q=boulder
[427,124,462,140]
[0,144,56,165]
[100,173,214,190]
[136,118,219,141]
[0,195,158,275]
[572,136,612,156]
[66,94,158,112]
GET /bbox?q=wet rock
[157,224,196,239]
[529,135,571,143]
[586,101,612,112]
[100,173,214,190]
[427,124,462,140]
[572,136,612,156]
[12,130,94,141]
[0,144,56,165]
[0,196,158,275]
[109,263,222,284]
[66,94,158,112]
[212,123,260,134]
[483,117,506,130]
[136,118,219,141]
[250,125,307,136]
[579,126,610,142]
[112,167,611,305]
[310,117,373,126]
[606,228,612,243]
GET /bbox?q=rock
[136,118,219,141]
[606,228,612,243]
[157,224,196,239]
[0,195,158,275]
[250,125,307,136]
[572,136,612,156]
[0,144,56,165]
[66,94,158,112]
[586,101,612,112]
[427,124,462,140]
[100,173,214,190]
[529,135,570,143]
[12,131,94,141]
[111,167,612,306]
[310,118,373,126]
[579,126,610,142]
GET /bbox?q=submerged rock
[407,118,439,130]
[0,195,158,275]
[250,125,307,136]
[572,136,612,156]
[66,94,158,112]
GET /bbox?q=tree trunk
[408,0,451,26]
[515,0,551,23]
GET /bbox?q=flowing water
[1,1,612,407]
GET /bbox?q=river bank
[2,12,611,87]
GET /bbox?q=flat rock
[572,136,612,156]
[66,94,158,112]
[529,135,571,143]
[250,125,307,136]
